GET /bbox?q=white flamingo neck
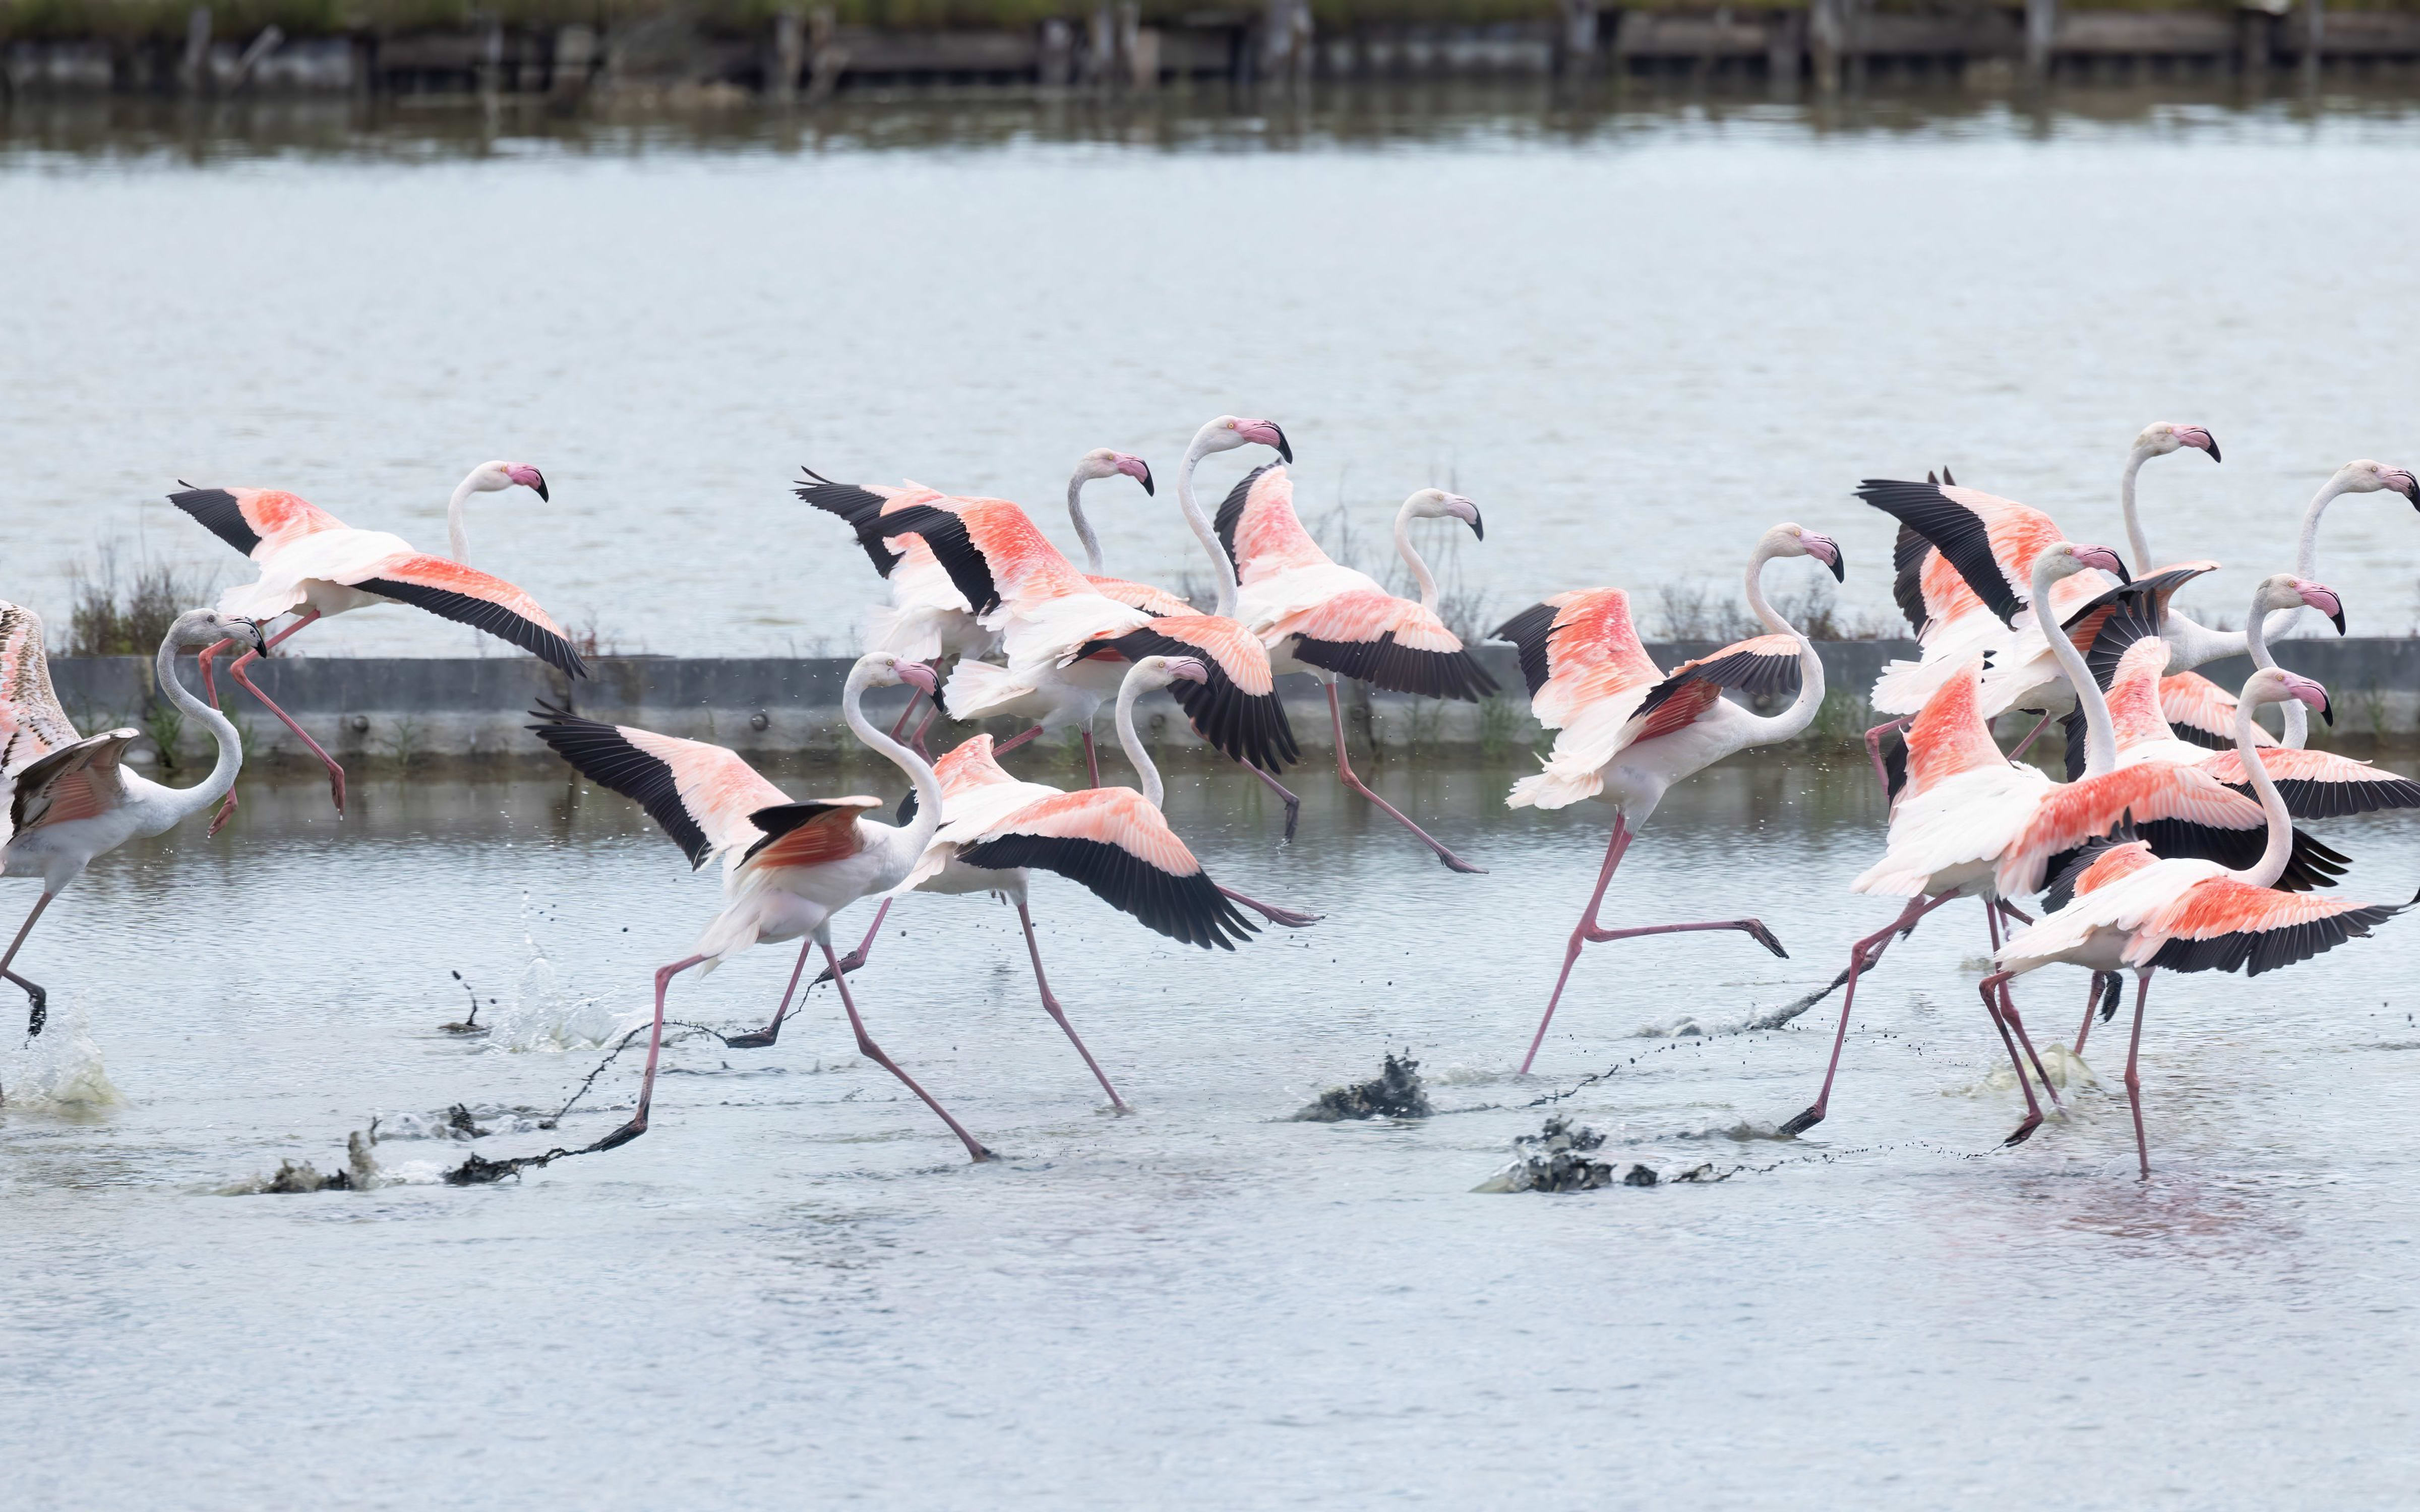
[1738,543,1826,749]
[2230,694,2294,889]
[446,469,481,565]
[1114,676,1165,810]
[1177,433,1240,619]
[843,668,943,854]
[1394,501,1439,613]
[152,635,244,815]
[2245,588,2310,750]
[1066,470,1107,576]
[2034,556,2118,776]
[1742,538,1793,636]
[2120,444,2154,572]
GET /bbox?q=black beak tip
[2331,609,2348,636]
[2320,697,2336,728]
[2205,440,2222,464]
[1828,551,1847,584]
[533,476,551,502]
[1272,427,1293,465]
[1468,511,1485,542]
[1140,467,1156,497]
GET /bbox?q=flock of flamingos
[4,417,2418,1181]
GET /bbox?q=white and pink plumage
[1990,666,2414,1177]
[1493,523,1842,1073]
[1220,463,1497,871]
[527,651,995,1162]
[168,468,580,829]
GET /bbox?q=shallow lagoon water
[5,753,2418,1507]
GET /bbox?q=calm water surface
[3,752,2417,1507]
[8,86,2420,655]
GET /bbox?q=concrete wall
[50,636,2414,771]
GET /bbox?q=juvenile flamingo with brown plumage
[527,652,994,1162]
[1495,523,1841,1074]
[167,466,580,833]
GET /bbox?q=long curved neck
[1394,503,1439,612]
[2245,593,2309,749]
[2120,445,2154,570]
[1066,471,1107,576]
[845,672,942,855]
[153,636,244,816]
[1176,436,1239,619]
[2253,474,2356,725]
[1740,544,1826,747]
[446,472,480,564]
[1114,675,1165,809]
[2036,559,2118,775]
[2229,696,2295,888]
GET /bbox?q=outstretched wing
[166,485,346,558]
[527,705,788,868]
[1215,464,1331,584]
[2142,880,2415,976]
[1489,588,1662,730]
[1626,633,1801,744]
[1085,575,1197,619]
[0,601,79,772]
[1084,617,1300,773]
[8,728,138,839]
[956,787,1257,950]
[2159,671,2276,753]
[740,797,881,867]
[348,554,587,677]
[795,469,910,578]
[1856,479,2071,629]
[2200,746,2420,820]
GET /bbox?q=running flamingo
[1496,523,1842,1073]
[1223,464,1498,872]
[168,472,583,831]
[1,602,266,1099]
[1989,666,2414,1176]
[526,652,994,1162]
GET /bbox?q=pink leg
[1015,899,1126,1111]
[1984,907,2062,1109]
[813,897,891,986]
[212,610,343,831]
[2005,709,2054,763]
[908,706,938,761]
[993,725,1044,756]
[197,639,239,833]
[0,892,57,1093]
[2074,972,2115,1056]
[1976,970,2047,1146]
[2124,970,2154,1179]
[1327,682,1481,873]
[888,690,924,742]
[1082,731,1101,789]
[1865,716,1911,797]
[724,938,815,1049]
[821,934,994,1162]
[588,953,708,1151]
[1217,884,1321,928]
[1241,758,1302,842]
[1779,890,1959,1136]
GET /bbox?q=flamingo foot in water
[1218,885,1321,928]
[587,1117,648,1152]
[2003,1112,2044,1148]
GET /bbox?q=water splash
[481,927,643,1053]
[0,997,124,1112]
[1962,1042,2100,1096]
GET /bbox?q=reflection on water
[3,757,2417,1505]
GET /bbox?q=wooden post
[1808,0,1843,92]
[1084,3,1116,87]
[1039,17,1074,87]
[1765,8,1803,92]
[806,4,846,101]
[2025,0,2058,80]
[229,23,281,93]
[477,18,503,100]
[2303,0,2324,78]
[180,7,212,93]
[1558,0,1599,78]
[551,24,596,100]
[770,10,803,102]
[2238,7,2270,74]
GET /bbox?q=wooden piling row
[7,5,2420,100]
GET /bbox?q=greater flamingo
[1989,667,2414,1176]
[526,652,994,1162]
[1496,523,1842,1074]
[1221,464,1498,872]
[168,473,583,830]
[1059,449,1195,617]
[1,602,266,1100]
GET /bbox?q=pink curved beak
[1804,533,1845,582]
[1166,657,1211,685]
[1117,454,1156,495]
[2296,580,2347,635]
[2176,426,2220,463]
[2391,469,2420,507]
[506,463,549,500]
[1235,420,1292,463]
[2285,674,2334,726]
[2073,544,2131,582]
[897,661,940,697]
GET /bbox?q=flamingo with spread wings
[1,602,266,1100]
[1494,523,1841,1073]
[1221,464,1498,872]
[168,468,580,831]
[527,652,994,1162]
[1990,667,2414,1177]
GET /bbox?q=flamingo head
[172,608,269,657]
[2049,541,2131,584]
[857,652,939,698]
[2136,422,2221,463]
[1196,416,1292,464]
[1404,488,1484,541]
[2249,667,2334,727]
[1135,654,1211,690]
[2336,459,2420,507]
[1075,448,1155,496]
[2293,576,2346,635]
[471,460,550,500]
[1768,523,1846,582]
